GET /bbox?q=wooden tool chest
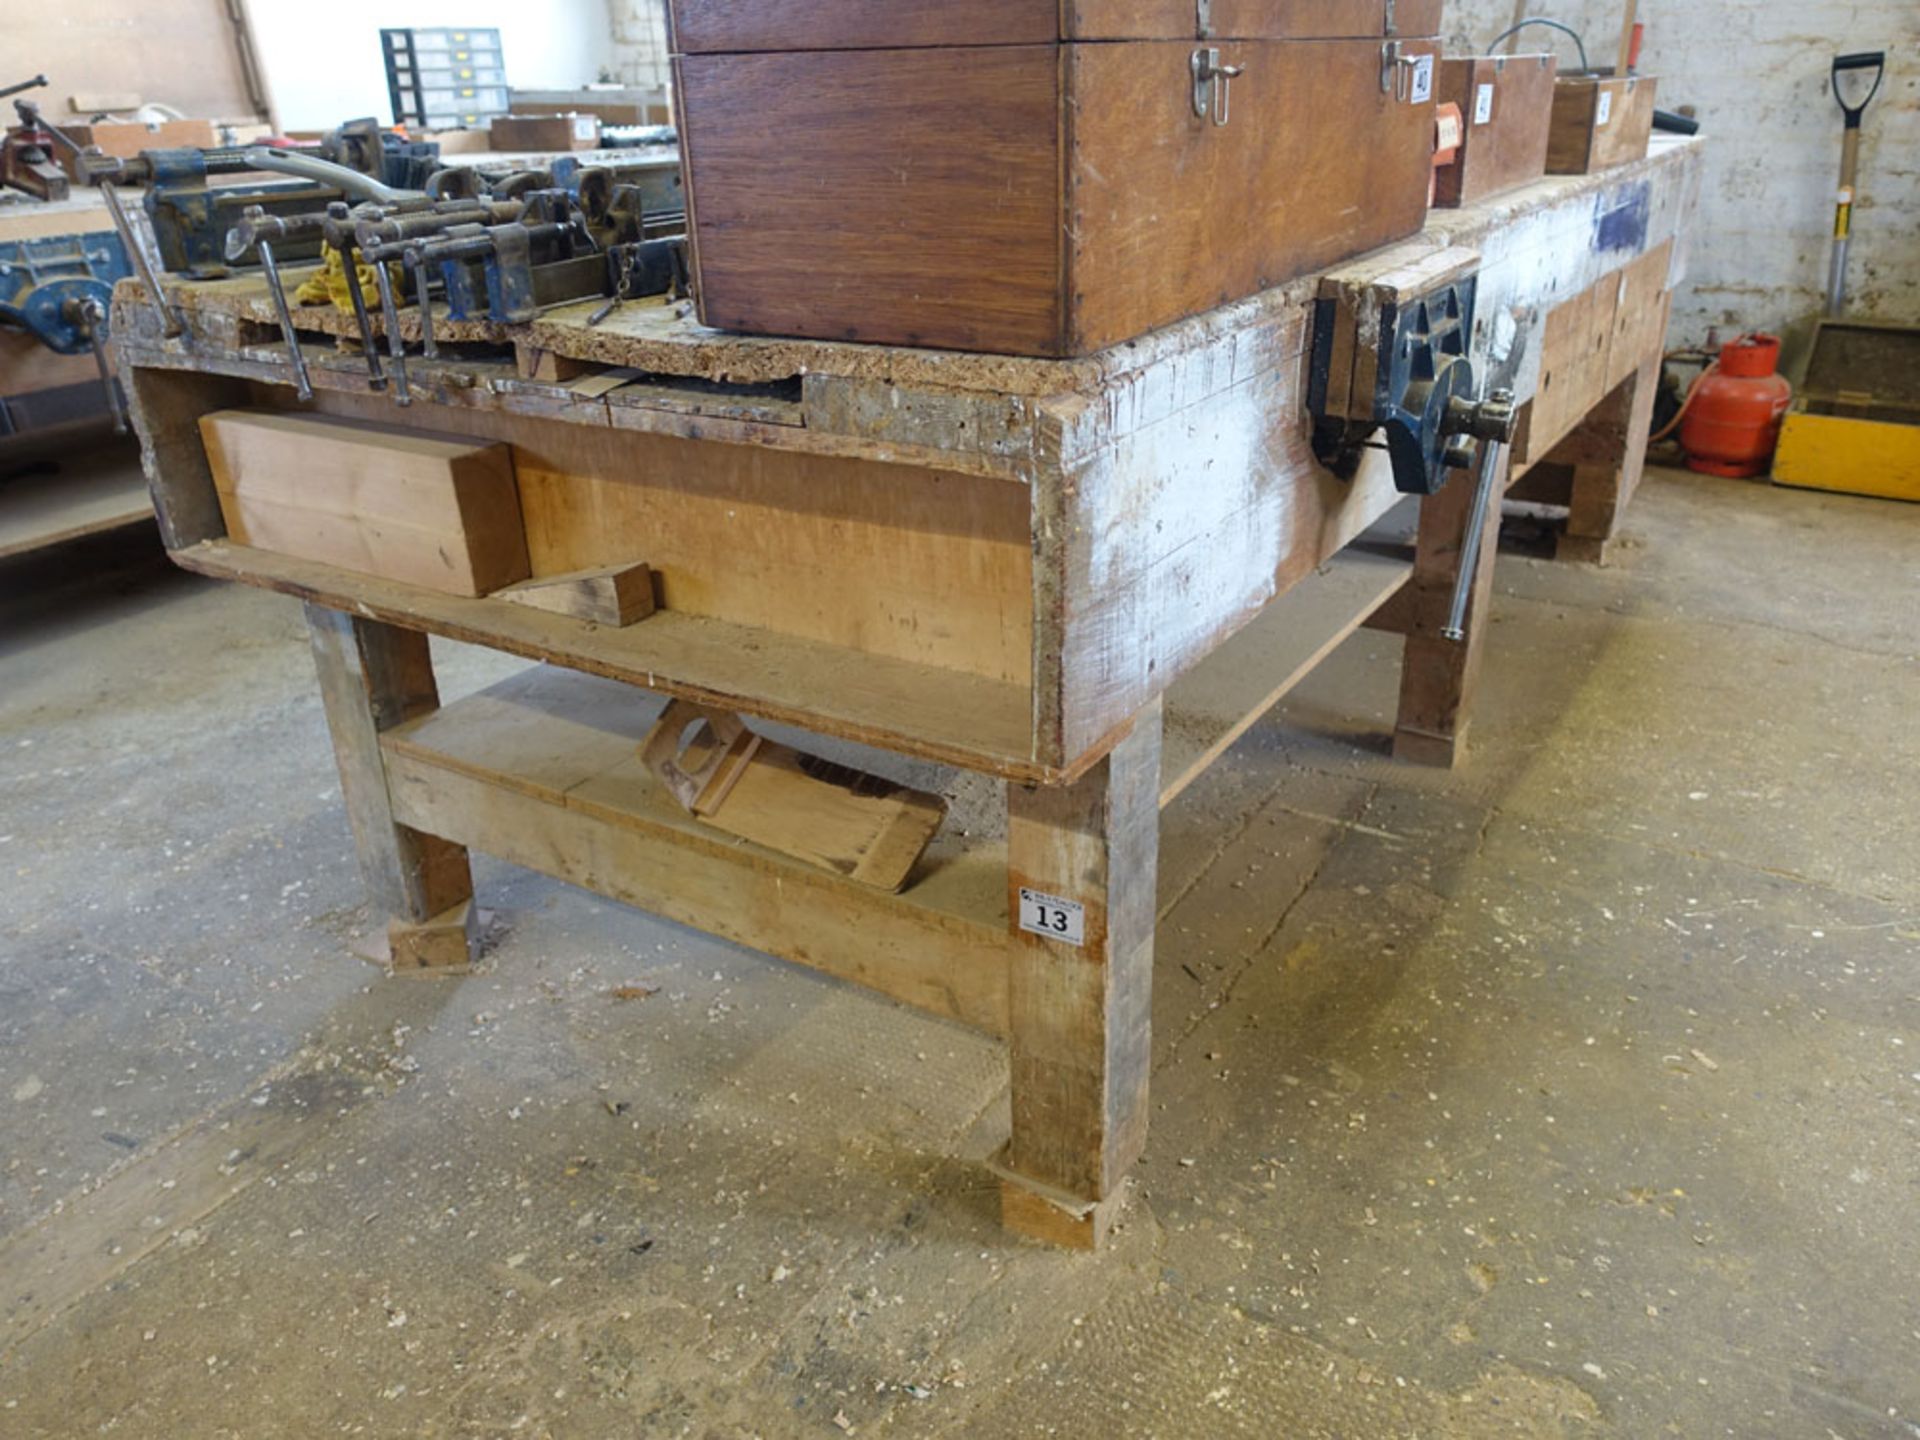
[1433,53,1558,207]
[669,0,1443,356]
[1548,75,1658,175]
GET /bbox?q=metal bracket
[1196,0,1213,38]
[1191,48,1245,127]
[1384,0,1397,37]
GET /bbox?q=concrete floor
[1,466,1916,1438]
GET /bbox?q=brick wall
[1444,1,1920,344]
[604,0,672,90]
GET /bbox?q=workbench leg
[998,701,1161,1250]
[1392,443,1511,770]
[1558,354,1661,566]
[305,604,478,972]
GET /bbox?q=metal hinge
[1197,0,1213,39]
[1384,0,1397,37]
[1191,48,1245,127]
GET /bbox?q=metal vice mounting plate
[1307,245,1485,496]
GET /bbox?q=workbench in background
[0,194,151,558]
[116,137,1700,1248]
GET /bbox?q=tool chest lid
[669,0,1442,53]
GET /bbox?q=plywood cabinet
[671,1,1442,356]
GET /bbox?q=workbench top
[122,138,1703,404]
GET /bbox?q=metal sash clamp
[217,158,690,411]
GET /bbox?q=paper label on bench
[1474,83,1495,125]
[1019,889,1086,947]
[1596,90,1614,126]
[1410,55,1435,105]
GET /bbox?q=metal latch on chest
[1191,48,1245,127]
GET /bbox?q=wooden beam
[1001,700,1161,1239]
[305,605,476,964]
[1392,446,1510,770]
[1560,353,1661,565]
[379,665,1011,1034]
[1160,544,1413,808]
[495,562,657,627]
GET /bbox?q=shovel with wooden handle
[1827,51,1886,318]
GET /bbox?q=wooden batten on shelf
[199,410,530,598]
[495,563,657,627]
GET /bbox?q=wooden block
[387,900,481,972]
[641,701,947,892]
[419,128,494,156]
[1547,75,1656,175]
[200,410,530,597]
[1000,1175,1125,1252]
[488,114,602,152]
[496,563,656,627]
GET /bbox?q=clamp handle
[1440,389,1516,645]
[1832,51,1886,128]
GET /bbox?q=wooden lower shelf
[375,524,1412,1032]
[175,523,1413,788]
[0,448,154,561]
[382,665,1014,1036]
[176,539,1038,780]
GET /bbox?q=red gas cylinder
[1680,334,1794,478]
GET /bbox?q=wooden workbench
[115,136,1700,1248]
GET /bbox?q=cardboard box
[488,114,603,153]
